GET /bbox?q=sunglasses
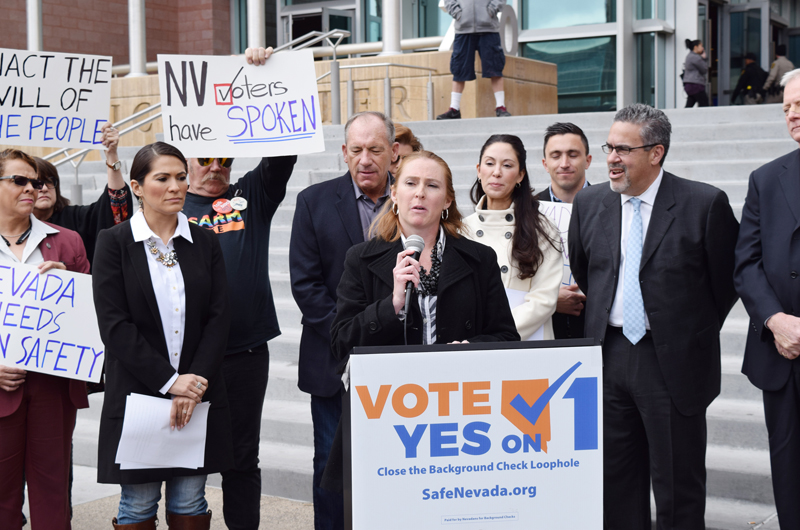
[0,175,45,190]
[197,158,234,168]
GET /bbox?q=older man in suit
[290,111,398,530]
[568,104,739,530]
[735,68,800,529]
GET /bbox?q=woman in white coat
[464,134,562,339]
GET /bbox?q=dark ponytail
[685,39,701,50]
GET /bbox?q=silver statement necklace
[146,237,178,268]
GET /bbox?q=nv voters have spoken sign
[0,48,112,149]
[158,49,324,158]
[0,262,103,383]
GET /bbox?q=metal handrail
[274,29,351,53]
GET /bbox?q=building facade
[5,0,800,112]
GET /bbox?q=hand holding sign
[0,365,25,392]
[245,46,274,66]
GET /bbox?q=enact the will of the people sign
[347,344,602,529]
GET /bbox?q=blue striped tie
[623,198,646,345]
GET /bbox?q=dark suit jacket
[92,220,233,484]
[568,172,739,416]
[735,150,800,391]
[290,173,368,397]
[331,235,520,359]
[536,186,586,339]
[0,224,91,418]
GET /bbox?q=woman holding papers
[0,148,91,530]
[92,142,232,530]
[33,122,134,267]
[463,135,562,340]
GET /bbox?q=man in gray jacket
[437,0,510,119]
[764,44,795,103]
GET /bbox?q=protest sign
[0,48,111,149]
[0,262,103,383]
[158,50,324,158]
[347,343,602,529]
[538,201,575,286]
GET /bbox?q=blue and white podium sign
[344,341,602,529]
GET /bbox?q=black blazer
[331,234,520,359]
[536,185,586,339]
[569,172,739,416]
[290,173,369,397]
[735,150,800,391]
[92,219,233,484]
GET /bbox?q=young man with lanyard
[182,46,297,530]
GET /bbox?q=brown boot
[111,515,158,529]
[165,510,211,529]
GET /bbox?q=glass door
[322,7,354,44]
[720,1,769,106]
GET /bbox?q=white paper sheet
[505,288,545,341]
[115,393,210,470]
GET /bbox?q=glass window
[729,8,761,102]
[522,37,616,113]
[419,0,453,37]
[636,33,655,106]
[234,0,248,54]
[521,0,615,31]
[770,0,782,16]
[789,34,800,65]
[636,0,665,20]
[365,0,382,42]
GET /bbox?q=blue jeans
[221,345,270,530]
[311,390,344,530]
[117,475,208,524]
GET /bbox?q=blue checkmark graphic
[510,361,583,427]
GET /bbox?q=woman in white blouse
[463,134,563,340]
[92,142,232,530]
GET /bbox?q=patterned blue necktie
[623,198,646,345]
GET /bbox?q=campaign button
[213,198,233,214]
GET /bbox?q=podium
[342,340,602,529]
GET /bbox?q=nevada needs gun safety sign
[348,344,602,529]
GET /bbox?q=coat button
[504,232,512,239]
[369,322,378,331]
[505,214,513,222]
[500,265,509,273]
[478,215,485,222]
[792,271,798,279]
[605,307,610,312]
[465,320,472,329]
[476,230,484,237]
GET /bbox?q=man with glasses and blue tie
[568,104,739,530]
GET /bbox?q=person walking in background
[93,142,233,530]
[290,111,398,530]
[569,104,739,529]
[732,52,768,105]
[763,45,794,103]
[0,149,90,530]
[683,39,709,107]
[33,123,133,266]
[180,46,297,530]
[463,134,562,340]
[537,122,593,339]
[734,68,800,529]
[390,123,423,176]
[436,0,511,119]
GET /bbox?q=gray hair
[344,111,395,145]
[780,68,800,88]
[613,103,672,166]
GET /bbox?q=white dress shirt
[0,214,59,265]
[130,210,193,394]
[608,169,664,329]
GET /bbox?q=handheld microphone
[403,235,425,316]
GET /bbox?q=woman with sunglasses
[93,142,232,529]
[34,122,134,266]
[0,149,91,529]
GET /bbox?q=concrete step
[707,398,768,451]
[260,399,313,447]
[266,359,307,403]
[651,496,778,530]
[706,445,773,505]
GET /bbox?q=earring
[441,209,449,221]
[136,195,143,211]
[392,202,398,215]
[515,182,521,188]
